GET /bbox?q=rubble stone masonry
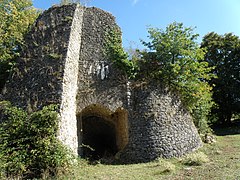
[2,4,202,163]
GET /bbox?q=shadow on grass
[212,119,240,136]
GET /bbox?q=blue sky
[32,0,240,49]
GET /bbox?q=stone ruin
[2,4,202,163]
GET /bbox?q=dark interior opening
[81,116,117,160]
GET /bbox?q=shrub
[0,102,75,179]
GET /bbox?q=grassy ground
[64,125,240,180]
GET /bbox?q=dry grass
[62,126,240,180]
[181,151,209,166]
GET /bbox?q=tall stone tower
[2,4,202,163]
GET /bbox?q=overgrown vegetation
[105,22,240,132]
[0,0,39,91]
[0,1,239,178]
[1,1,238,133]
[0,101,75,179]
[105,23,216,133]
[135,22,214,133]
[105,27,138,78]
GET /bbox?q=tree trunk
[225,112,232,126]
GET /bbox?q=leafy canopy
[139,22,215,132]
[0,0,38,90]
[201,32,240,124]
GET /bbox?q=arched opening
[82,116,117,160]
[77,104,128,161]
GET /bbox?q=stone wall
[76,7,128,113]
[2,4,77,111]
[120,82,202,163]
[2,4,202,162]
[2,4,128,155]
[75,7,129,156]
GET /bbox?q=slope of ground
[64,125,240,180]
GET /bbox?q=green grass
[62,126,240,180]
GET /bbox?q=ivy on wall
[104,27,138,79]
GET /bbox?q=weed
[154,158,176,174]
[181,151,210,166]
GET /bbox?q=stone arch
[77,104,128,160]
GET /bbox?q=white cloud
[132,0,139,6]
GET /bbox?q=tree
[139,22,214,133]
[201,32,240,125]
[0,0,38,91]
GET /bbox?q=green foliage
[201,32,240,125]
[105,27,138,78]
[140,22,215,133]
[0,102,75,179]
[0,0,39,91]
